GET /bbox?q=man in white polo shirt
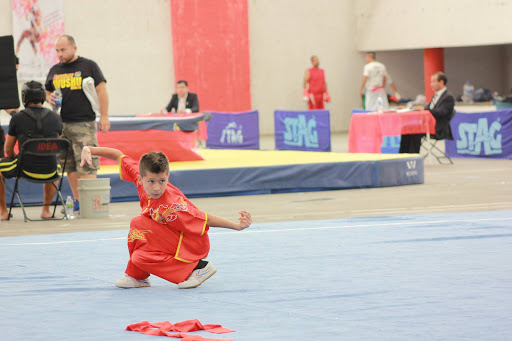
[360,52,390,111]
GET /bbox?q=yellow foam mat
[97,149,418,174]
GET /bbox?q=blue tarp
[4,156,424,205]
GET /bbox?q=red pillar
[170,0,251,111]
[423,48,444,102]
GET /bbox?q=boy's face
[138,171,169,199]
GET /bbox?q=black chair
[421,110,456,164]
[8,138,70,222]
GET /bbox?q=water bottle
[376,96,384,113]
[53,87,62,113]
[65,195,74,218]
[462,81,474,103]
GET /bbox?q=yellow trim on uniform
[22,169,57,179]
[175,256,193,263]
[119,155,127,180]
[174,232,193,263]
[0,158,17,172]
[201,213,208,236]
[0,158,17,167]
[0,164,17,172]
[141,196,151,214]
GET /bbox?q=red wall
[171,0,252,111]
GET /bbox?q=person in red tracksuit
[80,146,252,289]
[303,55,330,109]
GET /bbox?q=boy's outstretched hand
[80,146,93,167]
[237,210,252,231]
[206,212,252,231]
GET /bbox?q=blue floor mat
[1,210,511,340]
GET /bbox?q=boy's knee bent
[130,250,171,271]
[130,250,147,267]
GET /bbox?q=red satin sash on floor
[126,319,235,340]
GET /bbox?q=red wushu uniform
[307,67,326,110]
[120,155,210,284]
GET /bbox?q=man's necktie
[430,92,439,109]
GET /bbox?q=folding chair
[421,109,456,165]
[8,138,70,222]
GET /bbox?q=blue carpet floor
[1,210,511,340]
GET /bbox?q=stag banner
[274,110,331,152]
[206,111,259,150]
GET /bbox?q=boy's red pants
[124,215,198,284]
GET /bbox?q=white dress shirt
[177,95,192,113]
[430,87,447,109]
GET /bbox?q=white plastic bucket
[78,178,111,218]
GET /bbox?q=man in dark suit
[399,71,455,154]
[163,80,199,114]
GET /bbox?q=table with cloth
[348,110,436,153]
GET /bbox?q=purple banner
[206,110,260,149]
[445,109,512,159]
[274,110,331,152]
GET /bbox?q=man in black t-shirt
[45,35,110,213]
[0,81,62,220]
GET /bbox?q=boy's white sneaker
[115,274,151,288]
[178,262,217,289]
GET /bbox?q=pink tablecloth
[348,110,436,153]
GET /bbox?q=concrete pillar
[423,48,444,102]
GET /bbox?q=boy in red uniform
[81,146,252,289]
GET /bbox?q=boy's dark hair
[139,151,170,177]
[366,52,376,59]
[176,80,188,87]
[433,71,448,85]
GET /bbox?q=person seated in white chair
[399,71,455,154]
